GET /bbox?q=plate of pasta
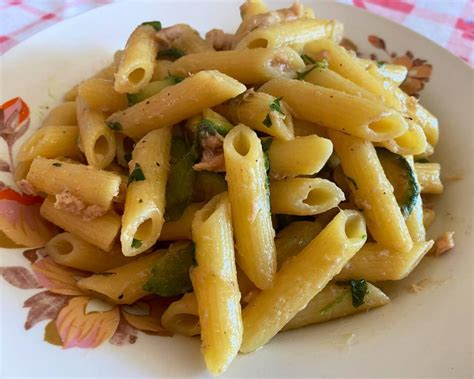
[1,0,472,377]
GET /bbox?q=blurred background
[1,0,472,66]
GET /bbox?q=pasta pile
[17,0,450,374]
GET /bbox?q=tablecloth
[0,0,473,66]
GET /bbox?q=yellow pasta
[42,102,77,126]
[161,293,200,337]
[259,78,408,142]
[114,24,158,93]
[27,157,121,211]
[378,120,428,156]
[170,28,214,54]
[40,196,121,252]
[239,0,268,19]
[268,135,333,178]
[76,96,116,168]
[107,70,246,140]
[223,125,276,290]
[159,202,204,241]
[217,90,294,140]
[78,78,128,115]
[270,178,345,215]
[191,193,242,375]
[336,240,434,281]
[329,130,413,253]
[45,232,132,273]
[121,127,172,256]
[240,210,366,353]
[170,47,304,84]
[415,162,443,194]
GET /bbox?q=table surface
[0,0,473,67]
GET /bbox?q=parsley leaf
[350,279,368,307]
[107,121,122,131]
[128,163,146,184]
[269,96,284,115]
[167,74,184,84]
[52,162,62,167]
[296,59,329,80]
[141,21,162,31]
[131,238,142,249]
[301,54,315,65]
[158,48,185,59]
[262,114,272,127]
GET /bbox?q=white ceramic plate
[1,1,472,377]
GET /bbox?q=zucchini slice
[376,147,419,218]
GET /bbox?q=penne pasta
[223,125,276,290]
[107,70,246,140]
[27,157,121,211]
[78,78,128,115]
[283,282,390,331]
[329,130,413,253]
[336,240,434,281]
[114,24,158,94]
[42,101,77,127]
[240,210,366,353]
[270,178,345,215]
[40,196,121,252]
[76,96,116,168]
[161,292,200,337]
[217,90,294,140]
[378,120,428,156]
[240,0,268,19]
[259,78,408,142]
[121,127,172,256]
[159,202,204,241]
[415,162,443,194]
[45,232,132,273]
[268,135,333,178]
[170,47,304,84]
[191,193,242,375]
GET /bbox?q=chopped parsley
[131,238,142,249]
[269,96,284,115]
[52,162,62,167]
[128,163,146,184]
[301,54,316,65]
[296,59,329,80]
[167,74,184,83]
[107,121,122,131]
[158,48,185,59]
[262,113,272,127]
[141,21,162,31]
[350,279,368,308]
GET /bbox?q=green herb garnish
[296,59,329,80]
[301,54,315,65]
[131,238,142,249]
[141,21,162,31]
[262,114,272,127]
[128,163,146,184]
[376,61,385,68]
[158,48,185,59]
[167,74,184,83]
[107,121,122,131]
[269,96,284,115]
[52,162,62,167]
[350,279,368,308]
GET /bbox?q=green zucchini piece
[193,171,227,202]
[127,76,182,106]
[142,241,195,297]
[376,147,419,218]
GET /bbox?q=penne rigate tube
[40,197,121,252]
[223,125,276,290]
[77,248,167,304]
[45,232,132,273]
[217,90,294,141]
[235,18,343,52]
[107,70,246,140]
[335,240,434,281]
[27,157,121,211]
[268,135,333,178]
[239,0,268,19]
[78,78,128,115]
[169,47,305,84]
[304,39,402,110]
[270,178,345,216]
[259,78,408,142]
[121,127,172,256]
[17,125,82,163]
[283,282,389,331]
[114,24,158,94]
[240,210,367,353]
[415,162,443,194]
[159,202,204,241]
[191,193,243,375]
[329,130,413,254]
[361,58,408,87]
[76,96,116,169]
[161,292,200,337]
[378,120,428,156]
[42,101,77,127]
